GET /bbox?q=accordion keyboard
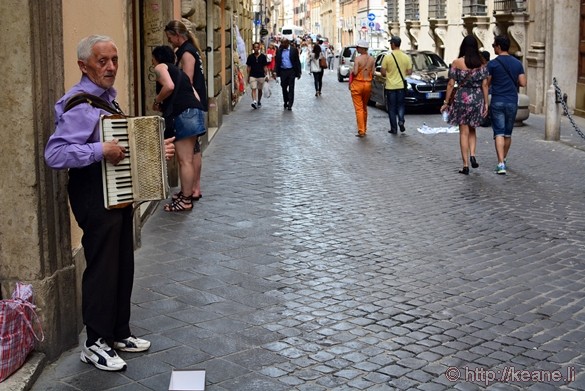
[100,115,169,209]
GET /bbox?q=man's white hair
[77,35,115,61]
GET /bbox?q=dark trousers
[385,88,406,131]
[312,70,323,92]
[279,68,296,108]
[68,163,134,346]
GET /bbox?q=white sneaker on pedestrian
[80,338,127,371]
[251,101,257,109]
[114,335,151,352]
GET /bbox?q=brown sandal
[164,193,193,212]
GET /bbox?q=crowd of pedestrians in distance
[248,33,526,176]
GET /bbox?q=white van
[281,25,304,42]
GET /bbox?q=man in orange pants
[350,40,375,137]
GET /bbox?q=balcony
[404,0,420,21]
[428,0,447,19]
[462,0,488,16]
[494,0,526,13]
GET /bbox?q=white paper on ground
[417,124,459,134]
[168,369,206,391]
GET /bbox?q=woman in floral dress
[441,35,489,175]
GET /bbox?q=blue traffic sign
[368,13,376,21]
[368,21,375,28]
[255,19,261,25]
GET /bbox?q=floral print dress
[447,66,488,127]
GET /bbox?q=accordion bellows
[100,115,170,209]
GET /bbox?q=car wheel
[338,73,344,82]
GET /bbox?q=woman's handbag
[319,53,327,69]
[0,283,44,383]
[480,109,492,127]
[447,71,473,105]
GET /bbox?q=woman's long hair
[164,20,205,61]
[312,43,322,57]
[457,35,484,69]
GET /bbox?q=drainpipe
[205,1,214,127]
[207,0,214,109]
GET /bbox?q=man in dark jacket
[275,38,302,110]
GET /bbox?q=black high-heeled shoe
[459,167,469,175]
[470,156,479,168]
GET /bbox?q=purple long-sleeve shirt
[44,75,118,169]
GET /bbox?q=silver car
[337,46,356,82]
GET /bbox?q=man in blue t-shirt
[487,35,527,175]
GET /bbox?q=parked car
[369,50,449,109]
[349,47,386,66]
[337,45,356,82]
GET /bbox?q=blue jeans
[385,89,406,131]
[490,101,517,138]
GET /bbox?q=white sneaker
[251,101,258,109]
[114,335,151,352]
[80,338,127,371]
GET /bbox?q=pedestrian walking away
[246,42,269,109]
[309,43,325,96]
[300,42,309,74]
[266,41,277,78]
[350,39,375,138]
[275,38,302,110]
[326,45,335,70]
[487,35,527,175]
[381,36,412,134]
[44,35,175,372]
[165,20,208,201]
[441,35,489,175]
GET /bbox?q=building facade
[297,0,583,117]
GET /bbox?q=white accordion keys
[100,115,169,209]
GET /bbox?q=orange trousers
[350,80,372,135]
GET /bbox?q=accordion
[99,115,169,209]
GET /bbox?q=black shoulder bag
[391,53,408,90]
[495,57,519,91]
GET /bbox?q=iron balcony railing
[462,0,488,16]
[494,0,527,12]
[429,0,447,19]
[387,0,399,23]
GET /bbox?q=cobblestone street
[32,70,585,391]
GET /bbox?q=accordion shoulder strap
[64,93,124,115]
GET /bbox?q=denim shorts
[490,101,517,138]
[174,108,206,141]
